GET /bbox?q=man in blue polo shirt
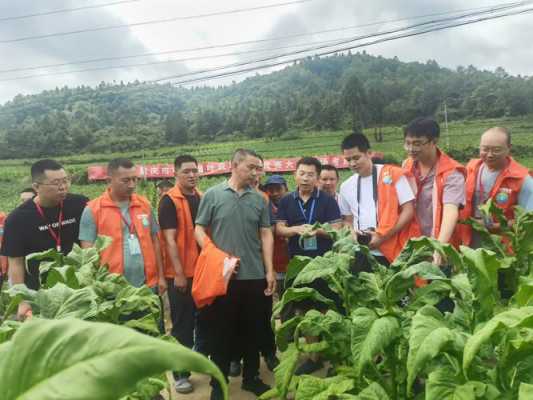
[275,156,342,375]
[276,157,342,258]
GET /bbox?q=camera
[357,228,375,246]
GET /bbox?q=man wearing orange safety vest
[339,133,417,267]
[158,155,202,394]
[0,212,7,286]
[79,158,166,294]
[402,117,466,265]
[460,127,533,248]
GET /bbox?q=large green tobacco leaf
[293,252,352,290]
[294,375,355,400]
[351,308,400,378]
[276,316,303,352]
[407,306,463,394]
[519,383,533,399]
[396,237,464,271]
[512,276,533,307]
[426,365,500,400]
[284,255,312,284]
[353,382,390,400]
[463,307,533,374]
[273,287,337,319]
[0,318,227,400]
[273,343,300,399]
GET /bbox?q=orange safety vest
[403,149,466,247]
[271,202,290,273]
[87,189,158,287]
[0,212,7,275]
[160,186,201,279]
[375,165,420,262]
[460,157,529,246]
[192,236,237,308]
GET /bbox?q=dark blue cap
[264,174,287,186]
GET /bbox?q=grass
[0,115,532,211]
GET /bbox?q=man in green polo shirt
[195,148,275,400]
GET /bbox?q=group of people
[1,116,532,400]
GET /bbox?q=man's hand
[264,270,276,296]
[17,302,33,321]
[174,273,187,292]
[433,251,444,266]
[368,231,385,250]
[158,276,168,295]
[292,224,313,236]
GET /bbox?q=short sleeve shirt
[1,193,89,289]
[339,165,415,230]
[158,193,200,230]
[276,188,341,258]
[195,181,271,280]
[414,166,465,237]
[79,202,159,288]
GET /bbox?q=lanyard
[356,165,378,230]
[35,201,63,252]
[478,163,507,204]
[297,195,316,225]
[414,164,434,203]
[119,207,136,239]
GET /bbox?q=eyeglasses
[480,146,506,156]
[403,140,431,150]
[37,177,71,188]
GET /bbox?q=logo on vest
[495,189,511,205]
[137,213,150,227]
[382,174,393,185]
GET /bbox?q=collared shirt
[413,164,465,237]
[276,188,341,258]
[195,180,271,280]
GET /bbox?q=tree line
[0,51,532,158]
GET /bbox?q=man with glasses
[1,159,88,318]
[460,127,533,248]
[80,158,166,294]
[402,118,466,264]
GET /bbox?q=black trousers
[167,278,196,379]
[200,279,267,386]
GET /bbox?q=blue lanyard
[297,197,316,225]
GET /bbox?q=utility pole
[444,101,450,150]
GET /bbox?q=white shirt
[339,164,415,231]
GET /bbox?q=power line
[0,0,313,44]
[167,5,533,86]
[0,1,523,74]
[0,0,142,23]
[151,2,529,85]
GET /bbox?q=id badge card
[128,235,142,255]
[302,236,318,251]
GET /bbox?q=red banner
[87,152,384,181]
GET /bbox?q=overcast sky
[0,0,531,104]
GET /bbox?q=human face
[343,147,372,175]
[252,162,265,188]
[479,130,510,170]
[295,164,318,192]
[33,169,70,204]
[404,134,435,162]
[176,161,199,192]
[266,183,287,203]
[109,167,138,200]
[20,191,35,204]
[319,170,338,196]
[157,186,171,199]
[232,155,262,187]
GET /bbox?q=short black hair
[107,158,135,175]
[156,180,174,190]
[296,157,322,174]
[321,164,339,178]
[231,148,262,164]
[341,133,370,152]
[31,159,63,182]
[404,117,440,140]
[20,187,37,195]
[174,154,198,170]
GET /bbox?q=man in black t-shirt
[158,155,201,395]
[1,159,88,319]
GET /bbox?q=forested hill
[0,51,532,159]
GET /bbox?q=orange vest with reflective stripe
[404,149,466,247]
[87,190,158,287]
[0,212,7,275]
[460,157,529,246]
[160,186,201,278]
[376,165,420,262]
